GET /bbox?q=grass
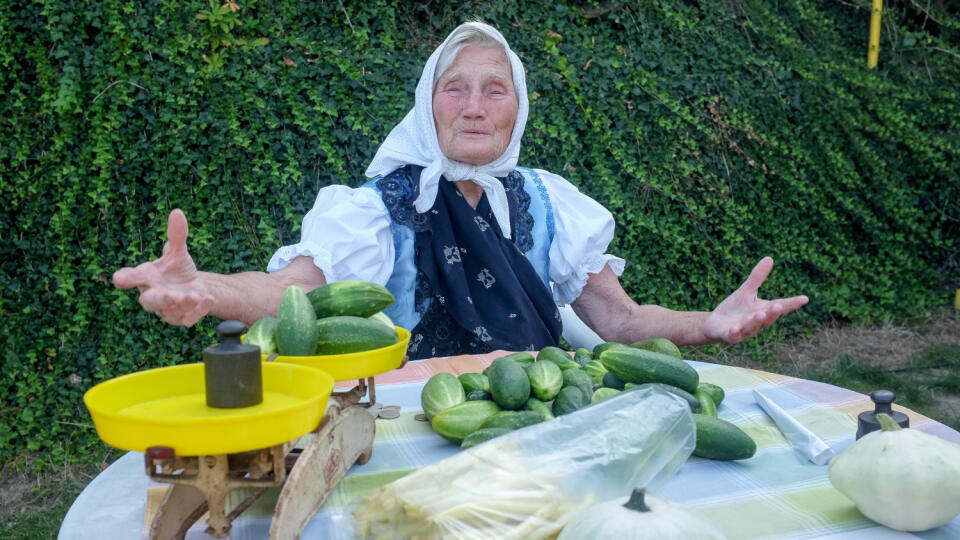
[1,461,103,540]
[690,308,960,431]
[810,344,960,430]
[2,310,958,538]
[4,489,82,540]
[0,444,120,540]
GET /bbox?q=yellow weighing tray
[267,326,410,381]
[84,362,334,456]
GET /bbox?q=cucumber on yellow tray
[314,316,398,355]
[248,282,400,358]
[276,285,317,356]
[306,279,395,318]
[245,316,278,355]
[244,282,408,382]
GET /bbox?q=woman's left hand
[701,257,809,344]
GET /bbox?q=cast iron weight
[204,320,263,408]
[856,389,910,439]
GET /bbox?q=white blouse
[266,169,625,305]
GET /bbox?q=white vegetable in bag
[352,386,696,539]
[558,488,727,539]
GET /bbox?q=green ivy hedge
[1,0,957,464]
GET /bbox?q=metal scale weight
[84,320,411,539]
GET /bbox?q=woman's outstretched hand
[112,209,214,326]
[701,257,809,344]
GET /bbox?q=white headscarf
[364,23,529,239]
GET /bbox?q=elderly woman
[113,22,808,359]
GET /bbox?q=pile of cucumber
[421,339,757,460]
[245,281,399,356]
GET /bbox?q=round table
[60,354,960,539]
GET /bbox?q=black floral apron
[377,165,562,359]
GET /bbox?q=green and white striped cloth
[59,352,960,539]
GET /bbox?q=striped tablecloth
[59,352,960,540]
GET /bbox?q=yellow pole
[955,289,960,318]
[868,0,883,68]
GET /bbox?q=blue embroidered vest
[362,166,557,358]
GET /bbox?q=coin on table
[366,403,383,418]
[379,405,401,419]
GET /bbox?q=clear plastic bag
[351,385,696,539]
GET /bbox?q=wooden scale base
[145,379,380,539]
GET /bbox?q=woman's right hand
[112,209,215,326]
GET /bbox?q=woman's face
[433,45,518,166]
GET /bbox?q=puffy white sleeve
[266,185,394,285]
[537,169,626,305]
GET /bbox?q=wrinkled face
[433,45,518,166]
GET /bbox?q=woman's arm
[112,209,327,327]
[571,258,809,346]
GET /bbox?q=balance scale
[84,326,412,539]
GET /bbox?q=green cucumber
[592,341,631,357]
[367,311,395,329]
[306,279,395,318]
[466,389,492,401]
[573,348,593,367]
[245,316,278,355]
[693,414,757,461]
[697,382,725,407]
[582,360,608,384]
[523,397,555,420]
[431,400,501,444]
[628,382,701,412]
[483,352,534,376]
[629,337,682,358]
[537,346,580,370]
[591,387,621,403]
[458,373,490,394]
[498,352,535,366]
[590,387,622,403]
[602,371,626,390]
[460,427,511,450]
[562,368,595,402]
[479,410,546,430]
[599,347,699,394]
[526,360,563,401]
[314,315,398,355]
[420,373,466,420]
[487,359,531,411]
[552,386,585,416]
[695,389,717,417]
[276,285,318,356]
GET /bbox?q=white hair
[432,21,511,89]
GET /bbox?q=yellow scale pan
[85,327,410,456]
[85,362,334,456]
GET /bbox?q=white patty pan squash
[828,413,960,532]
[557,488,727,539]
